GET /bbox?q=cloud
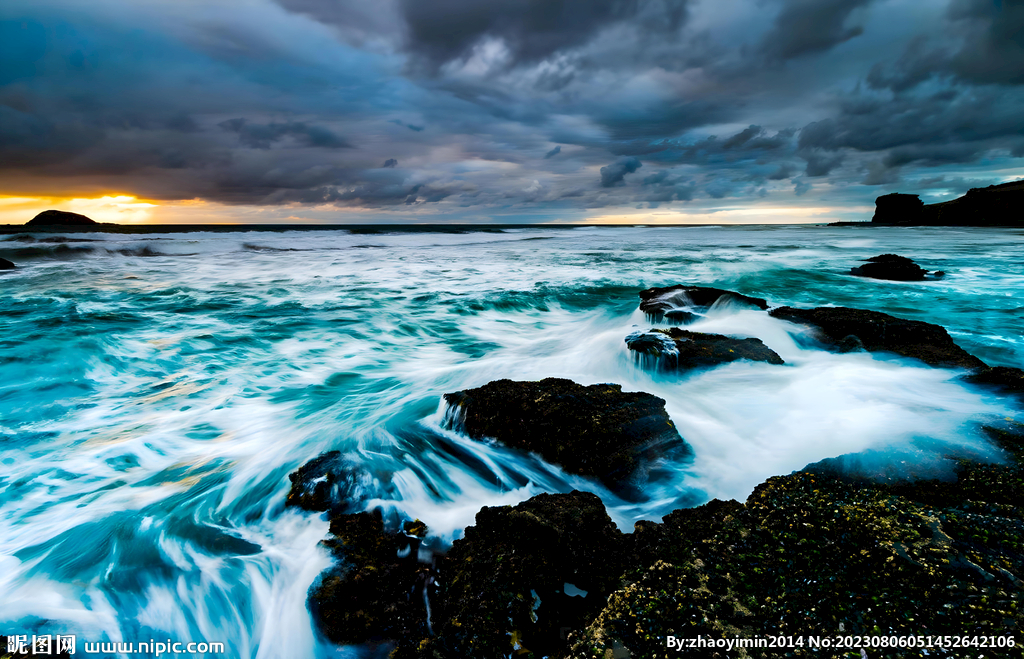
[760,0,873,61]
[397,0,692,70]
[382,158,398,168]
[544,145,561,158]
[600,156,642,187]
[218,118,352,149]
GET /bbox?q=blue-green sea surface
[1,225,1021,657]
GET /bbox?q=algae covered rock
[424,491,627,659]
[638,285,768,323]
[307,509,434,645]
[443,378,688,488]
[769,305,985,369]
[568,423,1024,659]
[850,253,929,281]
[626,328,784,371]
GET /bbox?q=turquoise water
[1,225,1022,657]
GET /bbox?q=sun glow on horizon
[0,194,159,225]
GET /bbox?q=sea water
[1,224,1022,657]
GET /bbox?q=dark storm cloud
[867,0,1024,91]
[219,118,352,149]
[641,170,694,201]
[600,156,642,187]
[2,0,1022,220]
[398,0,690,69]
[759,0,873,61]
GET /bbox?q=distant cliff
[872,179,1024,226]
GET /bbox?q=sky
[1,0,1022,224]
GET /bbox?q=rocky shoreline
[288,286,1024,658]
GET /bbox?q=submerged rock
[638,285,768,323]
[850,253,929,281]
[26,209,97,226]
[443,378,688,488]
[286,450,362,512]
[769,305,986,369]
[626,328,784,370]
[0,257,14,270]
[965,366,1024,398]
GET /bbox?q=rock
[964,366,1024,398]
[871,180,1024,227]
[420,491,627,659]
[566,421,1024,659]
[286,450,392,513]
[26,210,97,226]
[0,257,14,270]
[638,285,768,323]
[626,328,784,371]
[443,378,688,488]
[769,306,986,369]
[850,253,928,281]
[308,509,433,645]
[871,192,925,224]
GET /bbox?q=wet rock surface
[295,419,1024,659]
[850,253,929,281]
[566,425,1024,658]
[404,491,626,659]
[626,328,784,370]
[769,305,986,369]
[638,285,768,323]
[0,258,14,270]
[443,378,688,487]
[964,366,1024,399]
[308,509,434,645]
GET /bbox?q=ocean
[1,224,1022,657]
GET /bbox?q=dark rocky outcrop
[408,491,627,659]
[566,421,1024,659]
[626,328,784,371]
[0,258,14,270]
[638,285,768,323]
[850,253,929,281]
[443,378,688,488]
[308,509,434,645]
[770,306,986,369]
[385,421,1024,659]
[871,192,925,224]
[296,418,1024,659]
[871,180,1024,227]
[26,210,97,226]
[965,366,1024,399]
